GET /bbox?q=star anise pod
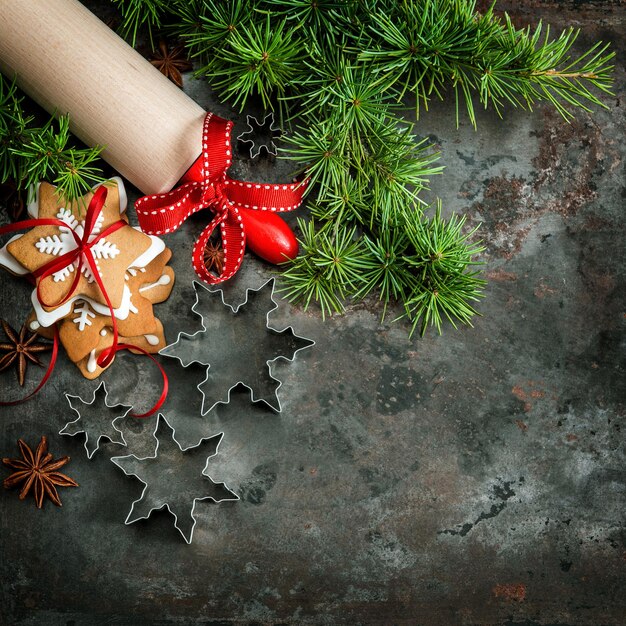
[0,320,52,387]
[3,436,78,508]
[203,240,225,276]
[150,40,193,89]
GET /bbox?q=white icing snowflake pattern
[72,301,96,331]
[35,208,120,283]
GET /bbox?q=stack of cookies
[0,177,174,379]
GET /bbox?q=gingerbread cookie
[25,311,55,340]
[0,178,175,380]
[127,248,171,288]
[59,297,157,363]
[137,266,175,304]
[75,318,166,380]
[5,178,153,311]
[126,318,167,354]
[58,248,174,363]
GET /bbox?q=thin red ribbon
[0,185,167,416]
[113,343,168,419]
[135,112,308,284]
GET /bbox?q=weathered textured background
[1,2,624,625]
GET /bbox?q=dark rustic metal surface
[1,2,624,625]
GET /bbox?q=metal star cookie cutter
[159,278,315,415]
[236,113,282,159]
[111,413,238,544]
[203,263,275,312]
[152,358,221,451]
[61,381,132,459]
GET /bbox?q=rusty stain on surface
[534,281,558,298]
[485,269,518,282]
[512,381,547,412]
[470,102,622,260]
[515,419,529,432]
[492,583,527,602]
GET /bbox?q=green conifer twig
[0,76,105,207]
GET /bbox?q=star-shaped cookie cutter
[111,414,238,544]
[160,279,315,415]
[236,113,282,159]
[60,381,132,459]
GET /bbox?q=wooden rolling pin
[0,0,205,195]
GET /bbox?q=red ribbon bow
[32,185,126,368]
[135,112,307,284]
[0,185,167,416]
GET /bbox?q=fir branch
[323,63,398,148]
[353,227,415,320]
[281,202,486,334]
[308,176,370,225]
[278,219,367,319]
[51,145,106,207]
[281,120,348,200]
[357,125,443,226]
[0,76,105,205]
[196,14,302,115]
[176,0,253,61]
[110,0,166,47]
[358,1,614,126]
[282,43,353,120]
[284,119,443,226]
[0,76,31,185]
[10,116,105,205]
[264,0,353,35]
[401,202,486,336]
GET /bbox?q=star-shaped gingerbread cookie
[6,178,152,311]
[77,318,167,379]
[57,249,175,363]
